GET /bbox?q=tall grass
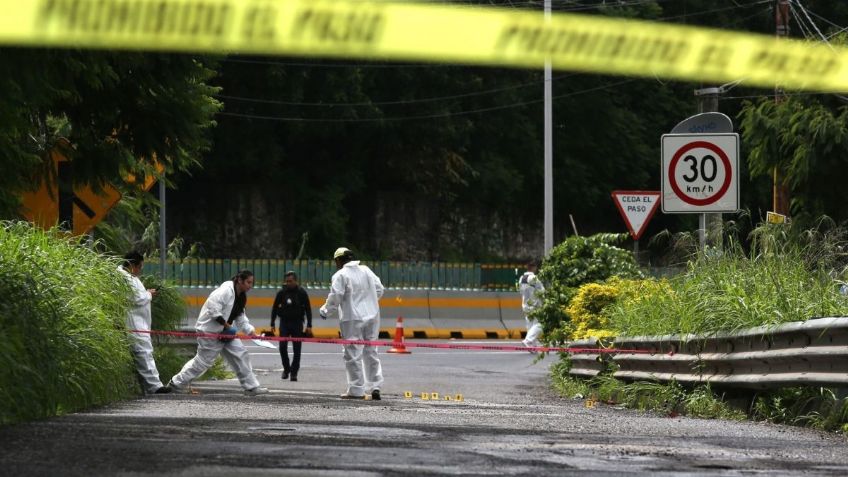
[552,221,848,432]
[141,274,185,332]
[607,223,848,337]
[0,222,137,425]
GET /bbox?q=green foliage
[535,233,642,344]
[550,360,591,399]
[0,49,220,218]
[739,96,848,225]
[551,365,744,421]
[140,275,186,333]
[753,387,848,432]
[0,221,137,425]
[683,386,746,421]
[608,221,848,337]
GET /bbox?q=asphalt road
[1,340,846,476]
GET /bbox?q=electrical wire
[216,78,638,123]
[790,1,848,101]
[216,73,577,107]
[790,3,818,42]
[657,0,770,22]
[793,0,834,49]
[800,6,845,30]
[214,0,783,119]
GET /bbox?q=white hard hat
[333,247,352,259]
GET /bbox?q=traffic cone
[387,316,411,354]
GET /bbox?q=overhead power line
[217,78,638,123]
[657,0,771,22]
[216,73,578,107]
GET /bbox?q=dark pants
[278,321,305,374]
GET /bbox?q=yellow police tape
[1,0,846,92]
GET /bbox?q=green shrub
[535,233,642,344]
[683,386,746,420]
[0,222,137,425]
[141,274,186,333]
[753,387,848,432]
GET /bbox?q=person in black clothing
[271,271,312,381]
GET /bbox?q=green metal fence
[143,259,522,291]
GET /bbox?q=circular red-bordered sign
[667,140,732,206]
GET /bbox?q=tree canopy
[4,1,848,259]
[0,50,220,216]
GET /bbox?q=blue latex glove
[219,326,237,342]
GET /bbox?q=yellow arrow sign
[0,0,844,92]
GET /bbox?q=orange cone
[387,316,412,354]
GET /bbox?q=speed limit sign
[661,134,739,213]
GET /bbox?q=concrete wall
[179,287,527,339]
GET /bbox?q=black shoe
[290,374,298,382]
[282,370,289,380]
[154,386,173,394]
[371,389,381,401]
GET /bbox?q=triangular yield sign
[611,190,661,240]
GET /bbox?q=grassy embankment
[548,225,848,432]
[0,222,230,426]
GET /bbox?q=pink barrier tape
[132,329,655,355]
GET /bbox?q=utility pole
[773,0,791,216]
[694,87,722,249]
[543,0,553,254]
[159,179,166,279]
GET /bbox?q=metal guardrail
[568,317,848,389]
[566,339,605,379]
[144,259,522,291]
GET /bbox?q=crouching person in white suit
[168,270,268,396]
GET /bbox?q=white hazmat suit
[118,265,165,394]
[320,261,385,397]
[170,280,261,391]
[520,270,545,348]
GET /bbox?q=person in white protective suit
[167,270,268,396]
[520,259,545,350]
[319,247,385,400]
[118,251,171,394]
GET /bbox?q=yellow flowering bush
[564,277,673,340]
[564,281,621,341]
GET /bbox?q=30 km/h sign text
[668,141,732,206]
[662,134,739,214]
